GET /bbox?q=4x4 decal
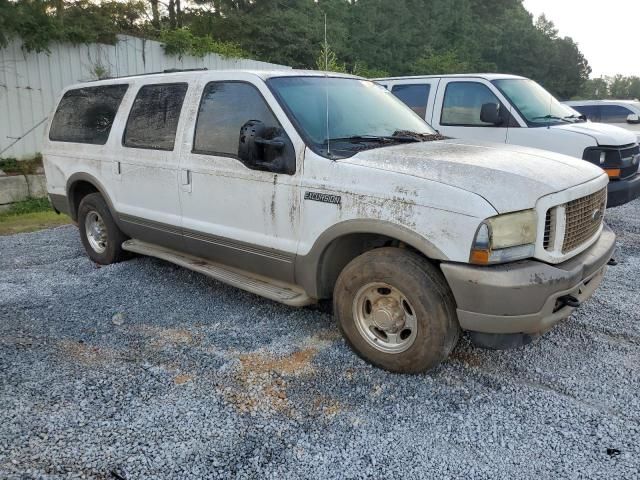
[304,191,341,205]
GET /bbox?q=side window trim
[122,82,189,152]
[440,80,507,127]
[191,80,285,161]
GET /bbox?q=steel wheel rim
[352,282,418,354]
[84,211,108,254]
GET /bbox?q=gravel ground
[1,201,640,480]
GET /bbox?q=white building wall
[0,35,291,159]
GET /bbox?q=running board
[121,239,313,307]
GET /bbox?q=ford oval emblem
[592,208,603,222]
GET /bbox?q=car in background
[564,100,640,141]
[375,74,640,207]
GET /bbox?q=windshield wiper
[532,114,571,123]
[563,114,586,122]
[324,134,421,144]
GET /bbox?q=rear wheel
[334,247,460,373]
[78,193,128,265]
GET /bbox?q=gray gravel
[1,201,640,479]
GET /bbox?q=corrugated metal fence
[0,35,291,159]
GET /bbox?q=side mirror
[627,113,640,124]
[480,102,503,126]
[238,120,295,175]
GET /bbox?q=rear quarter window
[391,84,431,118]
[123,83,188,151]
[49,85,128,144]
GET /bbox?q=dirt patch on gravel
[57,340,120,365]
[238,347,318,376]
[221,347,318,415]
[135,325,197,349]
[173,374,194,385]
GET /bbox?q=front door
[432,79,514,144]
[177,77,302,283]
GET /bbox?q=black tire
[333,247,460,373]
[77,193,128,265]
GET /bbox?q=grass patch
[0,154,43,175]
[0,197,71,235]
[1,197,51,216]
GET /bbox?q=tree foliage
[577,75,640,100]
[0,0,597,97]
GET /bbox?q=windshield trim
[491,78,579,128]
[265,75,437,159]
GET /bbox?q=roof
[373,73,527,81]
[82,68,359,85]
[564,99,640,106]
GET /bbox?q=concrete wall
[0,35,291,159]
[0,173,47,212]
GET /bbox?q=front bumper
[440,225,615,336]
[607,173,640,208]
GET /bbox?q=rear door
[431,78,514,143]
[113,80,190,250]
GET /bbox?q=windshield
[492,79,583,126]
[267,76,438,158]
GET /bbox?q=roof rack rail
[163,68,208,73]
[96,67,209,82]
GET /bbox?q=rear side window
[599,105,633,123]
[124,83,188,151]
[194,82,280,157]
[441,82,502,126]
[391,84,431,118]
[49,85,128,144]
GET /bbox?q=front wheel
[334,248,460,373]
[78,193,128,265]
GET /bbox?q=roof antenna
[324,13,331,158]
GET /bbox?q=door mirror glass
[627,113,640,124]
[238,120,295,175]
[480,102,502,125]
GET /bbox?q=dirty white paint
[0,35,290,159]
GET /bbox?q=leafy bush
[161,28,247,59]
[0,154,42,175]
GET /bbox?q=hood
[551,122,637,146]
[343,139,606,213]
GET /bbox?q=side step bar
[121,239,314,307]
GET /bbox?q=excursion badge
[304,191,341,205]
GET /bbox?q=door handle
[112,161,121,182]
[181,169,192,192]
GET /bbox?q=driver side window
[441,82,503,127]
[193,82,282,157]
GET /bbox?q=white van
[43,69,615,373]
[376,74,640,207]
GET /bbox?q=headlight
[470,210,537,265]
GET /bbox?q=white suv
[43,70,615,372]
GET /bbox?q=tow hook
[558,294,581,309]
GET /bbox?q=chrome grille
[562,188,606,253]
